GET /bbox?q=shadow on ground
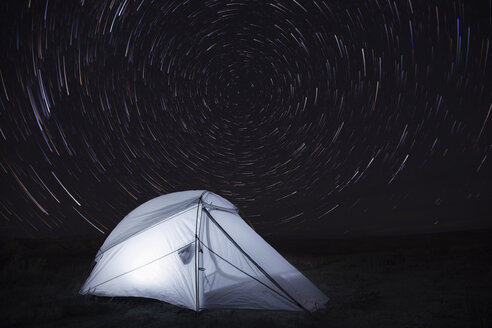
[1,229,491,327]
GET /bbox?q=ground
[1,230,491,328]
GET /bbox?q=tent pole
[194,197,202,313]
[194,191,208,313]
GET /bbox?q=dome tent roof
[96,190,235,257]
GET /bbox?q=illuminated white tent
[80,190,328,311]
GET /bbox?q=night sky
[0,0,490,238]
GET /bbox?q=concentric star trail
[0,0,490,237]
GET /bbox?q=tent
[80,190,328,311]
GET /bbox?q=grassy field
[1,230,491,328]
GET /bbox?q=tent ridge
[202,203,238,213]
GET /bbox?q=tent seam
[97,204,198,258]
[88,240,196,291]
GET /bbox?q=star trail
[0,0,490,237]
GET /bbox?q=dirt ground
[1,229,491,328]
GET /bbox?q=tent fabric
[80,190,328,312]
